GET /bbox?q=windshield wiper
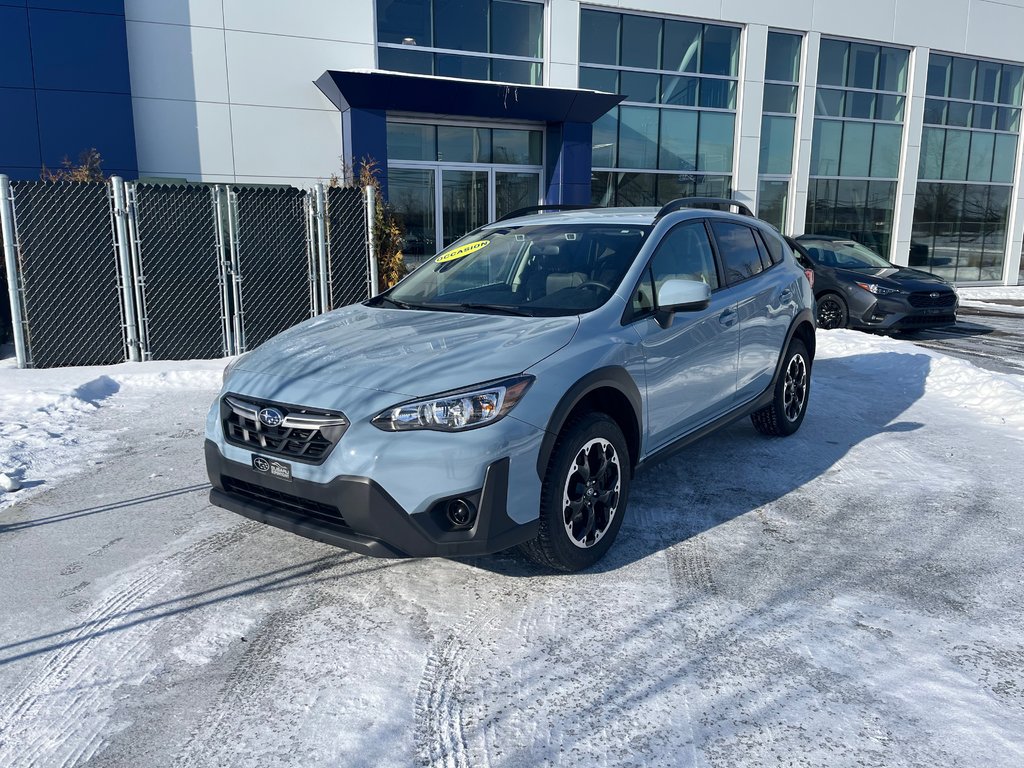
[437,302,534,317]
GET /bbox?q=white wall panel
[225,31,373,111]
[133,99,235,178]
[549,0,581,66]
[127,22,229,103]
[547,62,579,89]
[222,0,374,45]
[893,0,969,51]
[124,0,224,28]
[810,0,897,43]
[967,1,1024,62]
[722,0,813,30]
[229,105,341,181]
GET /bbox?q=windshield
[800,239,893,270]
[378,223,651,316]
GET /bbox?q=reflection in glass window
[376,0,543,85]
[388,123,436,161]
[810,37,910,256]
[758,180,789,231]
[583,10,739,203]
[619,107,660,170]
[760,116,795,175]
[621,13,661,69]
[765,32,801,83]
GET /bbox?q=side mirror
[655,279,711,328]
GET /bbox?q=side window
[759,228,787,265]
[630,267,656,318]
[649,222,720,293]
[710,221,764,284]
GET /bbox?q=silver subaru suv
[205,198,815,571]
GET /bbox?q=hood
[232,305,580,397]
[837,266,955,291]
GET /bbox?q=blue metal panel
[316,70,623,124]
[29,8,132,93]
[28,0,124,13]
[342,107,388,197]
[0,1,28,6]
[36,90,137,175]
[0,6,33,88]
[0,87,41,170]
[544,121,593,205]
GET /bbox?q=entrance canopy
[314,70,623,203]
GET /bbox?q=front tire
[520,413,631,572]
[816,292,848,330]
[751,339,810,437]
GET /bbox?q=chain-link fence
[8,181,125,368]
[0,176,372,368]
[326,186,371,308]
[132,183,224,360]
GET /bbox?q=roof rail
[494,204,588,223]
[655,197,754,220]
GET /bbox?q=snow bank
[818,330,1024,429]
[956,285,1024,315]
[0,358,224,509]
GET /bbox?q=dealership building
[2,0,1024,284]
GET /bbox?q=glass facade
[758,31,802,231]
[376,0,544,85]
[912,54,1023,281]
[387,120,544,264]
[808,39,909,257]
[580,9,740,205]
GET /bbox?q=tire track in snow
[666,536,715,599]
[0,521,259,768]
[414,591,530,768]
[172,554,354,767]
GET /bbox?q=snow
[957,285,1024,315]
[0,357,224,509]
[1,329,1023,766]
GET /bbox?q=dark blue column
[342,107,388,198]
[544,121,593,206]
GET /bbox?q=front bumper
[848,293,957,331]
[205,440,537,558]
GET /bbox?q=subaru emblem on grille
[258,407,284,427]
[929,292,940,298]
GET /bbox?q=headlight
[222,353,250,384]
[855,282,901,296]
[372,375,534,432]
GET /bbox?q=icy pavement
[1,332,1023,767]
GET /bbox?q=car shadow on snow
[464,350,934,577]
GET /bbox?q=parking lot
[1,322,1023,767]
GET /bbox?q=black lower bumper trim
[205,440,537,558]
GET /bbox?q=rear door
[708,221,798,403]
[628,220,740,451]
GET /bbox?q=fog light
[446,498,476,529]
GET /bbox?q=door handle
[780,288,793,302]
[719,309,738,327]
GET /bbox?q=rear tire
[751,339,810,437]
[520,413,631,572]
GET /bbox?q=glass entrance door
[390,165,542,267]
[441,169,488,249]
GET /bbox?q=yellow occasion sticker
[435,240,489,264]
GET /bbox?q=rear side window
[710,221,764,284]
[759,228,787,265]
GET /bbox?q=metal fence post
[0,175,29,368]
[125,182,151,360]
[315,183,330,312]
[111,176,142,362]
[213,186,236,357]
[366,184,379,297]
[305,192,319,316]
[226,187,245,355]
